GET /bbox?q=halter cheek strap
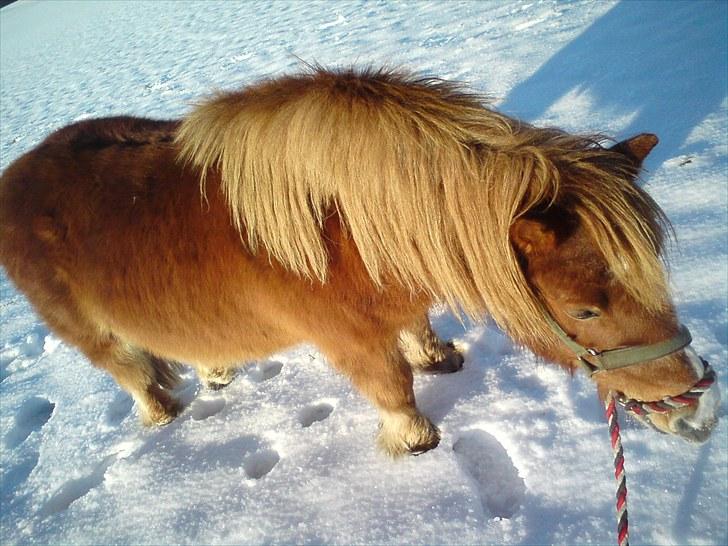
[543,312,693,375]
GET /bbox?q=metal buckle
[577,357,600,375]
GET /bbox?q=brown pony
[0,68,719,456]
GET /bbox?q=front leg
[399,313,464,374]
[325,344,440,457]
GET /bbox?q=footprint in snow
[104,391,134,426]
[19,329,47,358]
[0,327,51,382]
[453,430,526,519]
[190,396,225,421]
[298,402,334,428]
[2,451,40,503]
[5,396,55,449]
[246,360,283,383]
[40,453,118,518]
[243,449,280,480]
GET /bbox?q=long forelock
[175,67,671,347]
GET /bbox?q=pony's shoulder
[42,116,179,150]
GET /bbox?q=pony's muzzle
[663,349,721,443]
[672,382,720,443]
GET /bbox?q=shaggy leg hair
[93,343,181,426]
[58,334,181,426]
[399,313,464,374]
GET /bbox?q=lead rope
[605,392,629,546]
[603,361,716,546]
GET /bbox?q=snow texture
[1,1,726,544]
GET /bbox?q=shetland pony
[0,68,719,455]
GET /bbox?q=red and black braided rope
[617,363,715,416]
[606,392,629,546]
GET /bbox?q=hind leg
[399,313,464,374]
[24,297,182,426]
[40,304,182,425]
[80,335,182,425]
[325,343,439,457]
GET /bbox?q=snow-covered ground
[1,1,726,544]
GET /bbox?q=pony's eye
[569,308,601,320]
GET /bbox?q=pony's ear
[510,218,557,256]
[610,133,659,167]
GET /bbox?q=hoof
[206,379,232,391]
[408,435,441,456]
[150,411,177,427]
[140,386,181,426]
[202,367,236,391]
[377,411,440,457]
[421,341,464,374]
[142,398,181,427]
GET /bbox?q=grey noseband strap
[543,312,693,375]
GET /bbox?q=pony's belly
[73,247,301,368]
[94,298,298,368]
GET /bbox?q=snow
[1,0,726,544]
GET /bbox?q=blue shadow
[500,1,727,169]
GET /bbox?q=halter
[543,306,717,419]
[543,311,693,376]
[540,305,718,416]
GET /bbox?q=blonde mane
[175,67,668,347]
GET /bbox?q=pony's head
[511,134,720,442]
